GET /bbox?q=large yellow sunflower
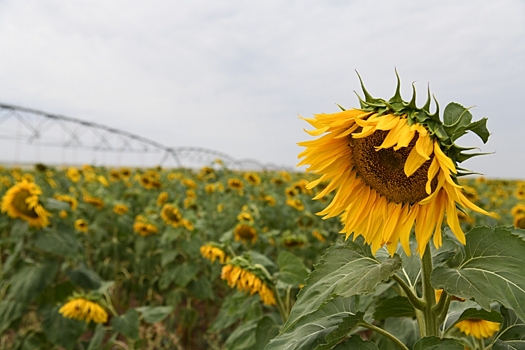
[298,73,493,256]
[1,180,51,228]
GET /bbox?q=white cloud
[0,0,523,177]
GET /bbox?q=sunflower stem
[357,321,409,350]
[392,274,425,310]
[273,286,289,323]
[477,337,485,350]
[433,291,451,326]
[416,243,439,337]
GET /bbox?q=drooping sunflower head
[200,242,229,264]
[298,72,493,256]
[157,191,169,206]
[113,203,129,215]
[220,256,276,306]
[83,195,104,210]
[1,180,51,228]
[234,224,258,244]
[455,318,500,339]
[59,296,108,324]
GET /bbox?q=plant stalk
[416,243,439,337]
[358,322,409,350]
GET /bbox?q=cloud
[0,0,523,177]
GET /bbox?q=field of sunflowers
[0,162,523,349]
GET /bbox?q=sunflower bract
[298,73,493,256]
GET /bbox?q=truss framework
[0,103,284,170]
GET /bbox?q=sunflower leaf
[279,237,402,333]
[277,251,310,286]
[413,336,465,350]
[465,118,490,143]
[431,226,525,321]
[491,306,525,349]
[443,102,472,128]
[329,335,380,350]
[373,296,415,320]
[265,297,359,350]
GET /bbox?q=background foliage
[0,163,521,349]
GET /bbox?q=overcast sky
[0,0,524,178]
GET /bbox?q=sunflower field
[0,162,523,349]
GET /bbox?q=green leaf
[111,309,139,340]
[317,310,365,350]
[332,335,379,350]
[208,291,258,332]
[265,297,359,350]
[492,307,525,350]
[443,102,472,128]
[277,251,310,286]
[40,305,87,350]
[1,239,23,275]
[413,336,465,349]
[188,277,215,300]
[374,317,419,349]
[159,263,199,290]
[135,306,174,324]
[66,266,103,290]
[373,296,415,320]
[282,238,402,332]
[0,300,25,334]
[8,261,59,303]
[161,249,178,267]
[224,317,260,350]
[431,226,525,321]
[253,316,281,350]
[466,118,490,143]
[87,323,105,350]
[33,226,82,258]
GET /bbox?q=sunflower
[200,243,229,264]
[237,211,254,224]
[312,229,327,242]
[286,198,305,211]
[66,167,81,183]
[228,178,244,192]
[59,297,108,324]
[54,194,78,210]
[157,192,169,206]
[298,73,493,256]
[75,219,89,233]
[182,178,198,189]
[455,318,500,339]
[1,180,51,228]
[221,258,276,306]
[516,185,525,200]
[244,172,261,186]
[83,195,104,210]
[264,195,277,206]
[511,203,525,217]
[283,234,307,248]
[133,220,158,237]
[113,204,129,215]
[234,224,257,244]
[514,214,525,229]
[160,204,183,227]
